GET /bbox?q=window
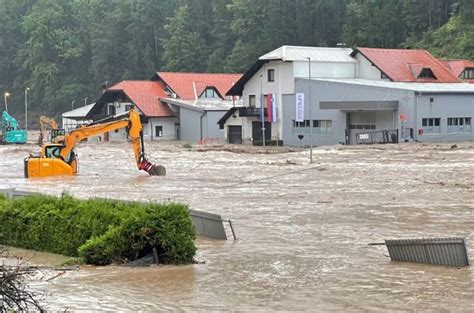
[422,118,441,134]
[313,120,333,134]
[263,95,268,109]
[292,120,332,135]
[349,124,376,130]
[461,68,474,80]
[448,117,471,133]
[418,68,437,79]
[267,69,275,82]
[200,88,220,99]
[125,104,133,112]
[155,126,163,137]
[108,104,116,115]
[249,95,256,108]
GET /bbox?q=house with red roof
[86,72,242,141]
[351,47,462,83]
[221,45,474,146]
[438,59,474,84]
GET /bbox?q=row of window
[349,124,376,130]
[422,117,471,134]
[292,119,333,134]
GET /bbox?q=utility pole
[84,97,88,106]
[25,88,29,131]
[260,74,266,147]
[307,57,313,164]
[72,100,75,110]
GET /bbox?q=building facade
[222,45,474,145]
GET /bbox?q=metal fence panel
[385,237,470,267]
[356,129,399,144]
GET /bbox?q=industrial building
[221,46,474,145]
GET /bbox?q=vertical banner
[296,93,304,122]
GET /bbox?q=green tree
[162,5,208,72]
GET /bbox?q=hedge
[0,194,196,265]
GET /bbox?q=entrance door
[347,112,376,144]
[252,121,271,141]
[228,125,242,144]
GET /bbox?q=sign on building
[296,93,304,122]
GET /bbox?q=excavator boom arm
[59,109,164,175]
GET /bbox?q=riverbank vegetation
[0,194,196,265]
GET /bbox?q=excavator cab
[25,143,78,178]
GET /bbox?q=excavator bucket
[139,160,166,176]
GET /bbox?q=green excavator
[1,111,28,144]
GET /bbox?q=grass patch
[182,143,192,149]
[0,194,196,265]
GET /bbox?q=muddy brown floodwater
[1,139,473,311]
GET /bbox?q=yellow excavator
[38,116,65,145]
[24,108,165,178]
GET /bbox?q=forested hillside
[0,0,473,117]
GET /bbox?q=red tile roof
[155,72,242,100]
[439,59,474,83]
[108,81,175,117]
[354,48,461,83]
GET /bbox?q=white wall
[224,111,255,144]
[241,60,294,140]
[293,61,356,79]
[355,53,385,80]
[144,117,178,141]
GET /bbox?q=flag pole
[307,57,313,164]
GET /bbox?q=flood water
[1,139,473,311]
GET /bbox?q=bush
[0,194,196,265]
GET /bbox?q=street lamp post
[25,88,29,131]
[4,92,10,112]
[307,57,313,164]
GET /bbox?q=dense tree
[0,0,472,119]
[162,5,208,72]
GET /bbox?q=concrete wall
[203,111,226,141]
[180,109,202,142]
[178,108,226,143]
[415,94,474,142]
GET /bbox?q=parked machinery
[38,116,65,145]
[1,111,27,144]
[24,109,165,178]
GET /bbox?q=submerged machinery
[1,111,27,144]
[24,109,165,178]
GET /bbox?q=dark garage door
[228,125,242,144]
